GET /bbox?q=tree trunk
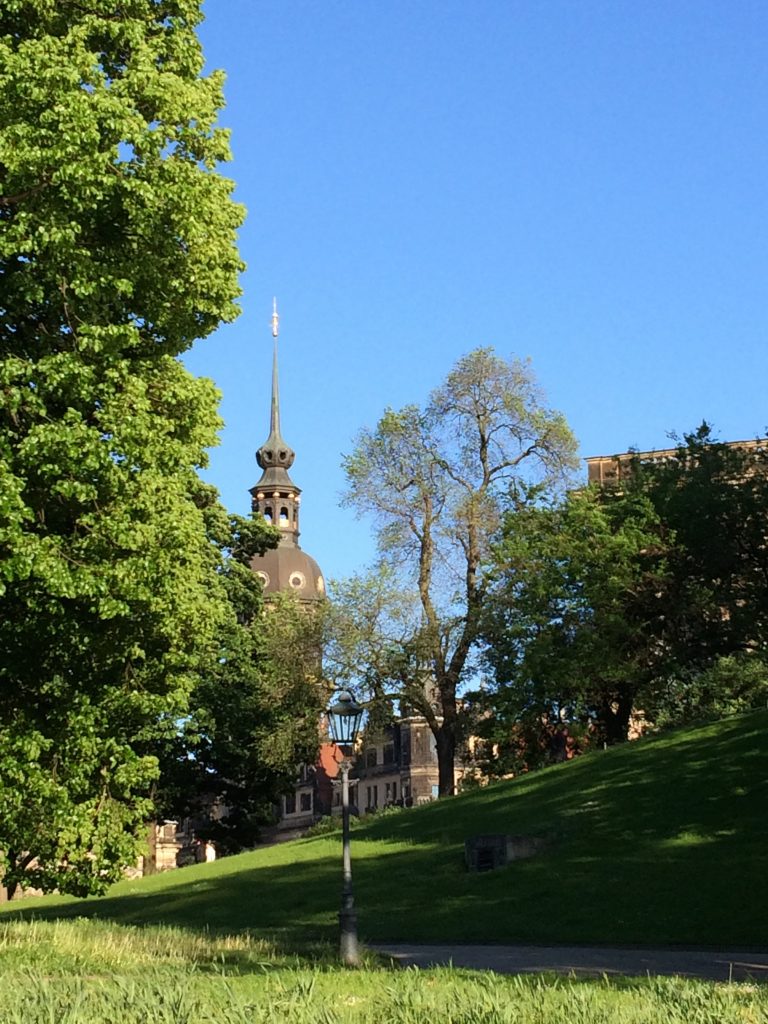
[436,727,456,796]
[598,692,634,745]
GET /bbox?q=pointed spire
[255,298,295,475]
[270,300,281,438]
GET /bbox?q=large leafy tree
[481,487,672,751]
[640,426,768,666]
[339,348,577,795]
[0,1,244,896]
[481,425,768,759]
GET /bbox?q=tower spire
[252,299,300,544]
[249,300,325,600]
[270,298,281,438]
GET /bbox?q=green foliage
[325,566,422,714]
[633,425,768,668]
[482,485,670,747]
[482,425,768,749]
[339,348,577,794]
[157,581,327,853]
[303,814,344,837]
[655,654,768,728]
[0,1,245,894]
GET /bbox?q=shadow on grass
[2,712,765,951]
[358,711,767,853]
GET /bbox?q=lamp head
[327,689,365,748]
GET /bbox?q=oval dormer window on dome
[289,571,306,590]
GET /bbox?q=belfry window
[264,506,273,523]
[279,506,289,526]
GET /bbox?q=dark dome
[250,545,325,601]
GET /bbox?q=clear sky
[184,0,768,582]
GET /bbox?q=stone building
[585,438,764,488]
[355,715,442,809]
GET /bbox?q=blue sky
[184,1,768,581]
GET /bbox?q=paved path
[371,944,768,982]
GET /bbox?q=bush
[655,655,768,727]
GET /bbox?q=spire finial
[270,300,280,436]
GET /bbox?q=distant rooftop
[585,437,765,487]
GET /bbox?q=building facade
[585,438,765,487]
[355,716,442,810]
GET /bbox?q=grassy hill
[3,711,766,949]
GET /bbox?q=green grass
[0,919,765,1023]
[3,711,766,949]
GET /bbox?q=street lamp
[327,689,365,966]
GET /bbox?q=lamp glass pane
[327,691,364,746]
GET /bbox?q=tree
[481,425,768,756]
[156,545,328,853]
[0,1,244,896]
[481,486,672,749]
[638,426,768,667]
[339,348,578,794]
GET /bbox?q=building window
[289,571,306,589]
[279,506,289,526]
[300,792,312,812]
[366,748,377,768]
[284,793,296,815]
[383,743,395,765]
[264,506,273,523]
[385,781,397,804]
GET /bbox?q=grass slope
[3,711,766,949]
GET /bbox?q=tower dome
[249,301,325,601]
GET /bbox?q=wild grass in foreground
[0,919,766,1024]
[2,966,767,1023]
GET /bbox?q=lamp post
[327,689,364,967]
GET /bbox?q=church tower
[250,301,326,599]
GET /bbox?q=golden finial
[271,297,279,338]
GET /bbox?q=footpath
[371,944,768,982]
